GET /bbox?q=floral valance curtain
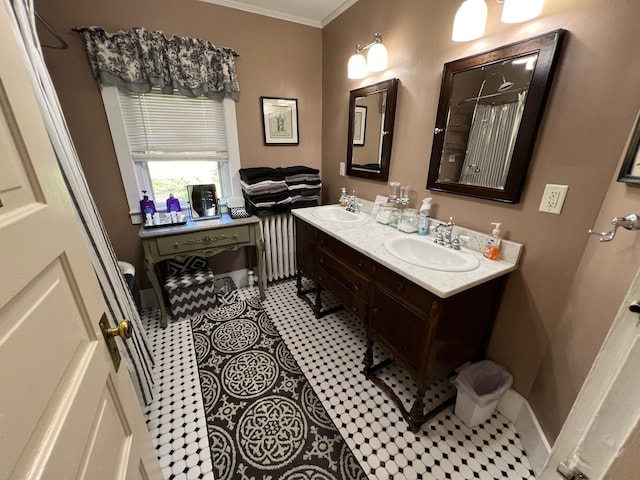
[75,26,240,101]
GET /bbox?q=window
[101,86,242,223]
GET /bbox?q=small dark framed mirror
[187,184,220,220]
[427,30,565,203]
[347,78,398,182]
[617,114,640,184]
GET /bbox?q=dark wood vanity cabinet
[294,217,505,432]
[316,231,374,322]
[295,217,318,280]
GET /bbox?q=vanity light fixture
[452,0,545,42]
[347,32,388,79]
[452,0,488,42]
[501,0,544,23]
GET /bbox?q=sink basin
[383,236,480,272]
[313,206,366,223]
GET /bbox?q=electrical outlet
[339,162,346,176]
[539,184,568,214]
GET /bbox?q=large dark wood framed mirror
[347,78,398,182]
[617,113,640,184]
[427,30,565,203]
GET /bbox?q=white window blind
[102,85,243,223]
[117,89,228,160]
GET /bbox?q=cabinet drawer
[156,225,250,255]
[374,264,434,316]
[295,218,318,242]
[318,246,370,301]
[317,265,367,322]
[317,232,375,275]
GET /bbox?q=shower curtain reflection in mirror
[459,92,526,189]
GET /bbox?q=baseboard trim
[497,389,551,477]
[140,268,250,310]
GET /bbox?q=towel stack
[240,166,321,215]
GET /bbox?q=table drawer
[156,225,250,255]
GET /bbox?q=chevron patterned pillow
[166,256,208,275]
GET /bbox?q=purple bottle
[166,193,181,213]
[139,191,157,222]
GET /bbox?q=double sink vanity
[293,204,523,432]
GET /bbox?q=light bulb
[501,0,544,23]
[452,0,488,42]
[367,42,388,72]
[348,53,367,79]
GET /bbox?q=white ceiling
[198,0,359,28]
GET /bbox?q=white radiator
[260,213,297,283]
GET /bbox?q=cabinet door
[370,285,435,375]
[295,218,317,280]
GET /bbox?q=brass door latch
[99,314,132,371]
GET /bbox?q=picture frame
[617,114,640,184]
[260,96,299,145]
[353,105,367,146]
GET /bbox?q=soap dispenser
[483,223,502,260]
[339,187,349,207]
[166,193,181,213]
[140,191,157,224]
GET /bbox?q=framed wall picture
[617,114,640,184]
[353,105,367,146]
[260,96,299,145]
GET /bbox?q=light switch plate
[539,184,568,214]
[339,162,346,176]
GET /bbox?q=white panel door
[0,5,162,480]
[541,262,640,479]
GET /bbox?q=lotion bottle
[483,223,502,260]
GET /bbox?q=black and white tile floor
[142,279,537,480]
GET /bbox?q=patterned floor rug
[190,297,368,480]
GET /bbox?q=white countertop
[138,214,259,239]
[292,205,523,299]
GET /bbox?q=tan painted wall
[36,0,322,281]
[323,0,640,441]
[37,0,640,443]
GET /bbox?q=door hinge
[557,462,589,480]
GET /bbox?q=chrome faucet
[444,217,455,246]
[345,192,360,213]
[433,217,458,248]
[433,224,445,245]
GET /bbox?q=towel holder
[588,213,640,242]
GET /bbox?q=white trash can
[452,360,513,428]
